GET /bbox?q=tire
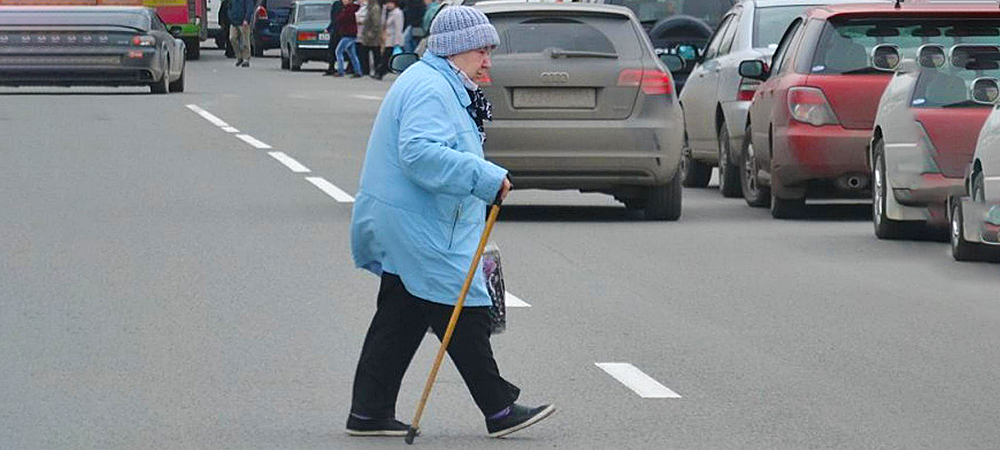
[872,142,905,239]
[644,170,682,221]
[184,38,200,60]
[740,123,769,208]
[281,47,290,69]
[951,197,977,261]
[168,65,185,93]
[680,132,711,188]
[290,51,302,71]
[150,60,169,94]
[717,122,742,198]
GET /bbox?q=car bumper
[0,49,162,86]
[294,43,330,61]
[774,123,870,196]
[484,108,684,190]
[957,198,1000,245]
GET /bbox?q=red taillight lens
[132,35,155,46]
[737,77,760,101]
[255,6,268,20]
[297,31,318,41]
[617,69,673,96]
[787,86,839,126]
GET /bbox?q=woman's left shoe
[346,416,413,437]
[486,403,557,438]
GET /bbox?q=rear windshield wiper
[549,49,618,59]
[837,67,889,75]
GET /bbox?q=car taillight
[787,86,839,126]
[131,35,155,46]
[737,77,760,101]
[255,6,268,21]
[297,31,317,41]
[617,69,673,96]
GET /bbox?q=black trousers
[374,46,393,78]
[326,34,342,71]
[350,272,520,419]
[355,43,376,76]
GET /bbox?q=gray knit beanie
[427,6,500,57]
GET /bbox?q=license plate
[512,88,596,109]
[318,33,330,41]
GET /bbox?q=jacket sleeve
[397,86,508,203]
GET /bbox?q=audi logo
[540,71,570,83]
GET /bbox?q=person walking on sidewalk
[371,0,403,80]
[347,5,556,439]
[228,0,254,67]
[333,0,363,77]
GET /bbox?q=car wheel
[281,47,290,69]
[717,122,742,198]
[168,64,185,93]
[680,132,711,188]
[740,124,769,208]
[644,169,682,221]
[184,38,200,60]
[950,197,978,261]
[150,59,169,94]
[872,141,905,239]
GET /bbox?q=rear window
[490,13,642,60]
[752,5,811,49]
[811,18,1000,75]
[298,3,330,21]
[0,10,150,30]
[911,45,1000,108]
[604,0,732,28]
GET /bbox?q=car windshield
[298,3,330,21]
[752,5,811,49]
[490,14,641,59]
[811,18,1000,76]
[604,0,732,27]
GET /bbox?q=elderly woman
[347,5,555,439]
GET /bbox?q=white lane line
[185,104,231,128]
[986,176,1000,182]
[306,177,355,203]
[352,94,383,101]
[505,292,531,308]
[595,363,681,398]
[236,134,272,149]
[221,126,240,133]
[268,151,311,173]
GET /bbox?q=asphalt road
[2,48,998,450]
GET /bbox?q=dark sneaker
[241,61,250,68]
[346,416,412,437]
[235,59,243,67]
[486,404,556,438]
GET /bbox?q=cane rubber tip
[405,427,418,444]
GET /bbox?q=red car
[736,0,996,218]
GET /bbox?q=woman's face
[450,47,493,83]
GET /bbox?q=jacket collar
[421,52,471,107]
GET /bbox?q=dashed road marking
[221,126,240,133]
[268,151,311,173]
[236,134,272,149]
[352,94,383,101]
[185,104,231,128]
[306,177,355,203]
[595,363,681,398]
[506,293,530,308]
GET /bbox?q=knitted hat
[427,6,499,57]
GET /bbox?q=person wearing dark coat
[323,0,344,75]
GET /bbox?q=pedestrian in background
[227,0,254,67]
[420,0,443,46]
[333,0,364,77]
[401,0,425,52]
[346,5,556,439]
[355,0,381,76]
[372,0,403,80]
[323,0,344,76]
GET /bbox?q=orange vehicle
[0,0,206,59]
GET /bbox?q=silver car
[951,77,1000,262]
[679,0,883,197]
[477,3,685,220]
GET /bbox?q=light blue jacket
[351,52,508,307]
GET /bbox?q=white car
[951,80,1000,262]
[679,0,879,198]
[870,43,1000,240]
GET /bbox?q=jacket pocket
[447,203,461,249]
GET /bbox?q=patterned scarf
[448,59,492,143]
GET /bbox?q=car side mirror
[972,78,1000,105]
[169,26,183,37]
[659,54,684,73]
[872,44,901,72]
[390,52,419,74]
[738,60,767,81]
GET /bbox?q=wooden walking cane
[405,203,502,444]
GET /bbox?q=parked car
[251,0,294,56]
[950,78,1000,261]
[679,0,873,197]
[279,0,332,70]
[871,36,1000,239]
[737,1,963,218]
[477,3,685,219]
[0,6,187,94]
